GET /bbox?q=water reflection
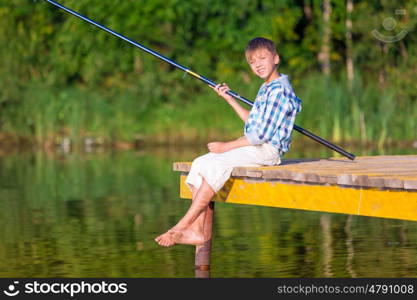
[0,146,416,277]
[195,269,210,278]
[320,215,333,277]
[345,215,357,278]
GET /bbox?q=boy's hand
[208,137,250,153]
[207,142,231,154]
[210,83,234,102]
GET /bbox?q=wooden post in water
[195,202,215,273]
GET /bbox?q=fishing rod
[43,0,355,161]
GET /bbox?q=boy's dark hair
[245,37,277,55]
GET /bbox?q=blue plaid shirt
[244,74,302,155]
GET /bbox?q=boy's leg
[155,178,215,247]
[189,186,208,236]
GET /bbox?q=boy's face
[246,48,280,83]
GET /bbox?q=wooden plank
[173,155,417,190]
[173,162,192,172]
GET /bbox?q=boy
[155,37,302,247]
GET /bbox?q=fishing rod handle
[293,125,356,160]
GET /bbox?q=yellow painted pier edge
[179,175,417,222]
[175,155,417,271]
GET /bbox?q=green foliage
[0,0,416,146]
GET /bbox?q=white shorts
[185,143,281,193]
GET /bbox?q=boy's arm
[210,84,250,122]
[208,136,250,154]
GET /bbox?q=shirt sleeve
[245,85,289,145]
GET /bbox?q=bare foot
[170,228,205,246]
[155,228,205,247]
[155,231,176,247]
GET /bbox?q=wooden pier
[173,155,417,271]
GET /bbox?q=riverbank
[0,73,415,151]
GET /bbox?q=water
[0,145,416,278]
